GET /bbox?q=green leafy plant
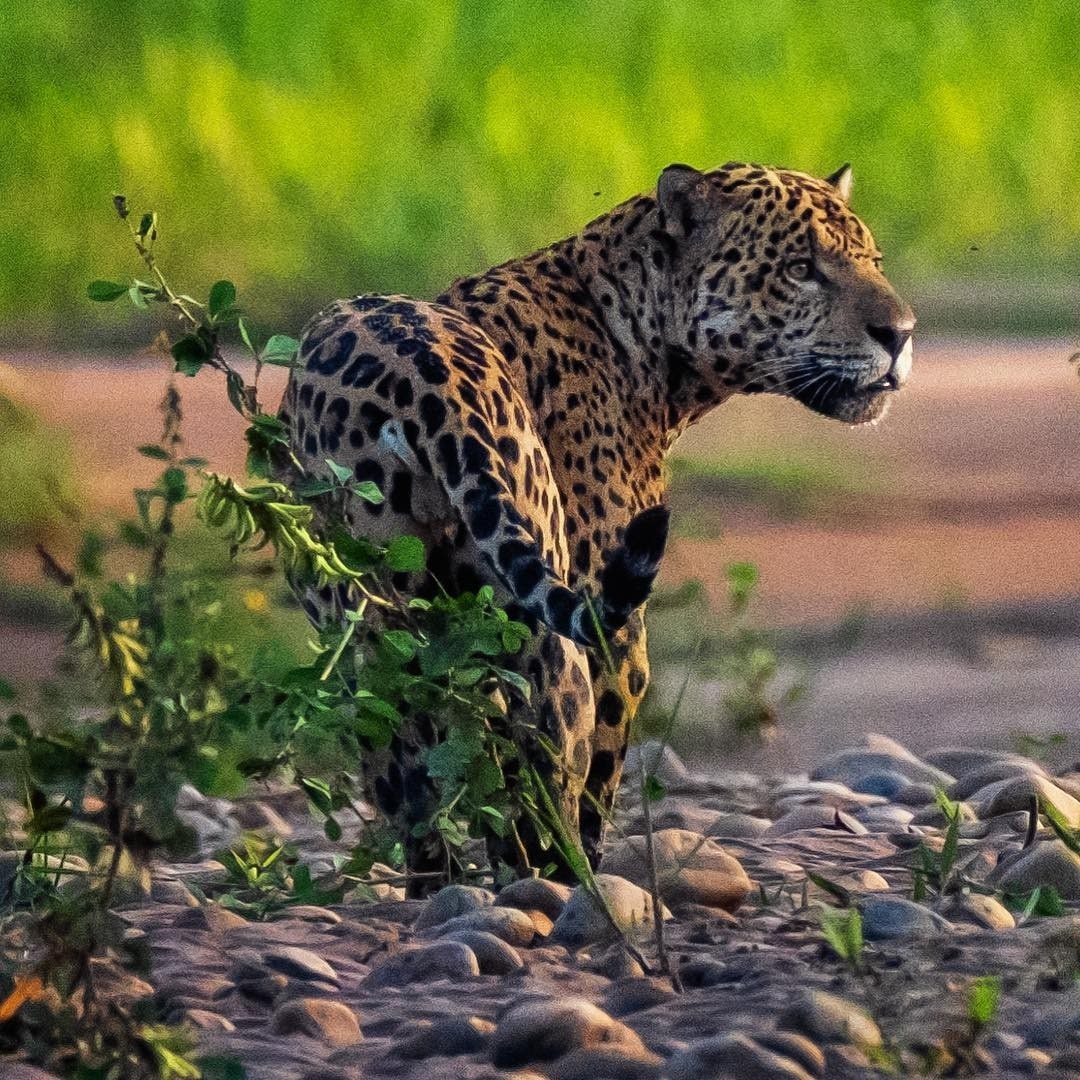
[0,194,544,1076]
[912,791,963,901]
[819,907,865,973]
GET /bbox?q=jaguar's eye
[785,259,814,283]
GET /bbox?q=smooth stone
[585,944,646,980]
[173,904,247,932]
[810,742,953,789]
[624,741,693,790]
[551,874,667,946]
[850,770,913,798]
[895,782,940,807]
[414,883,495,930]
[677,956,731,988]
[754,1032,826,1077]
[363,940,480,988]
[236,972,289,1003]
[495,877,571,919]
[601,829,751,911]
[150,878,199,907]
[775,779,884,808]
[263,944,339,985]
[860,896,953,940]
[271,905,342,924]
[944,893,1016,930]
[922,747,1017,776]
[830,869,890,894]
[988,839,1080,900]
[949,758,1047,800]
[271,997,362,1046]
[625,798,724,836]
[663,1032,817,1080]
[429,906,536,947]
[393,1015,495,1058]
[909,801,977,827]
[2,1068,65,1080]
[779,990,883,1047]
[524,907,555,937]
[183,1008,236,1032]
[766,806,867,836]
[442,929,524,974]
[973,774,1080,827]
[603,977,678,1017]
[705,813,773,839]
[853,805,915,832]
[232,799,294,837]
[490,997,644,1068]
[549,1045,664,1080]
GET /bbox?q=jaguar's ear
[825,163,853,203]
[657,163,705,237]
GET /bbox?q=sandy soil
[2,338,1079,766]
[3,337,1077,623]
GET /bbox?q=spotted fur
[279,161,914,886]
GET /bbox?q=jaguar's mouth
[790,370,900,424]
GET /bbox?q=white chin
[893,339,913,386]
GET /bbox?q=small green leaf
[161,467,188,504]
[1042,795,1080,854]
[136,210,157,240]
[238,318,256,355]
[325,458,353,485]
[382,630,419,659]
[172,334,210,376]
[138,444,171,460]
[299,776,333,814]
[76,530,106,576]
[643,774,666,802]
[968,975,1001,1026]
[129,283,150,309]
[226,370,249,416]
[87,279,129,302]
[352,480,384,504]
[209,280,238,319]
[385,535,425,572]
[294,478,336,499]
[261,334,300,367]
[324,816,342,842]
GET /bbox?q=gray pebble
[491,996,644,1068]
[363,940,480,988]
[495,876,571,919]
[779,989,883,1046]
[860,895,953,939]
[271,997,362,1046]
[664,1031,817,1080]
[414,883,495,930]
[442,928,524,974]
[429,905,537,947]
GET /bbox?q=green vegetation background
[2,0,1079,342]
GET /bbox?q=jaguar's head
[655,161,914,424]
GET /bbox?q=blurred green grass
[2,1,1079,342]
[0,393,79,542]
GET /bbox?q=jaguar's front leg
[580,608,650,867]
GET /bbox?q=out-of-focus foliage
[0,389,78,542]
[2,0,1078,340]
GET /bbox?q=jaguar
[278,161,915,888]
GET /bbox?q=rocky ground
[11,734,1080,1079]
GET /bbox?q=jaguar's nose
[867,320,914,362]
